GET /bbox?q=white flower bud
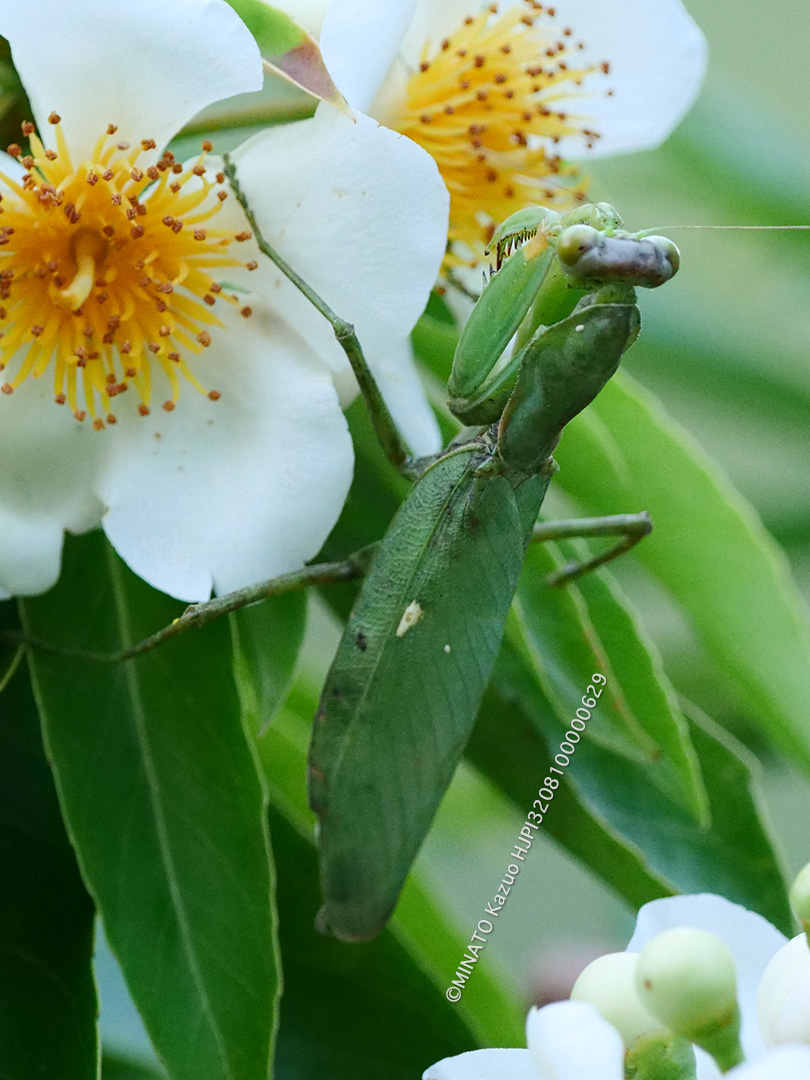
[636,928,744,1071]
[571,952,663,1048]
[757,934,810,1048]
[790,862,810,934]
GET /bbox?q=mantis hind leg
[531,511,652,586]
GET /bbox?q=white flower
[0,0,449,601]
[758,934,810,1049]
[724,1047,810,1080]
[425,1002,625,1080]
[625,894,794,1078]
[423,895,810,1080]
[274,0,707,259]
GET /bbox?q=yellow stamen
[0,122,253,424]
[395,0,610,263]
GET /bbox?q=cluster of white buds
[757,865,810,1053]
[569,861,810,1079]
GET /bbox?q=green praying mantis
[4,162,683,940]
[304,200,681,941]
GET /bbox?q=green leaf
[411,311,460,380]
[511,542,707,820]
[310,448,547,940]
[21,532,279,1080]
[554,372,810,771]
[0,647,98,1079]
[270,806,481,1080]
[496,645,792,933]
[224,0,351,113]
[466,684,674,910]
[0,601,23,693]
[253,688,524,1052]
[231,591,307,736]
[102,1053,166,1080]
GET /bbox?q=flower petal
[229,102,447,443]
[349,337,441,457]
[0,508,70,599]
[526,1001,625,1080]
[758,935,810,1049]
[98,306,353,602]
[400,0,489,65]
[726,1047,810,1080]
[231,104,447,367]
[423,1048,536,1080]
[0,379,106,597]
[626,895,788,1068]
[319,0,420,111]
[545,0,708,159]
[0,151,26,187]
[0,0,262,162]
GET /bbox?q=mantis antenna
[645,224,810,232]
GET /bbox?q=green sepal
[225,0,351,113]
[626,1032,698,1080]
[682,1006,744,1074]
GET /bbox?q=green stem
[222,154,411,470]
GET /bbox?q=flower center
[395,0,611,262]
[0,116,258,428]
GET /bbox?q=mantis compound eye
[556,225,681,289]
[555,224,604,267]
[643,235,681,277]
